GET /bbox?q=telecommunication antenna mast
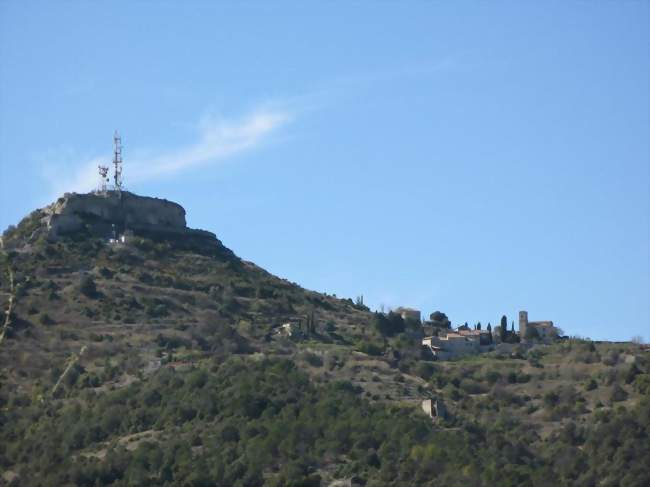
[98,165,109,192]
[112,130,123,191]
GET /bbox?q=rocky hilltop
[0,192,648,486]
[45,191,187,238]
[10,190,220,252]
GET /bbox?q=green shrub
[602,350,620,366]
[186,369,208,389]
[415,361,437,381]
[98,266,114,278]
[543,391,560,408]
[517,372,532,383]
[460,379,487,395]
[78,275,98,298]
[146,302,170,318]
[610,385,628,402]
[373,312,404,337]
[485,370,501,385]
[38,312,54,325]
[356,341,383,356]
[303,352,324,367]
[634,374,650,395]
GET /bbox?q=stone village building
[422,332,487,360]
[420,310,559,360]
[518,310,558,342]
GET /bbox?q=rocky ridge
[10,190,219,253]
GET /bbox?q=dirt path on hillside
[51,345,88,397]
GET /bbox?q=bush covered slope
[1,206,649,486]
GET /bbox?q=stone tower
[519,310,528,338]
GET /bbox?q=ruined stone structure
[421,398,446,421]
[395,307,421,322]
[277,322,300,338]
[41,191,219,250]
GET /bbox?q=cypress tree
[500,315,508,342]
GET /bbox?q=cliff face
[36,191,221,256]
[44,191,188,239]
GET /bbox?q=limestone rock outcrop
[42,191,217,250]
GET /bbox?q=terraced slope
[1,196,648,486]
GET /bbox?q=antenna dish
[98,165,109,193]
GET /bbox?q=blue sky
[1,1,648,341]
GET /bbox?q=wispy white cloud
[45,104,293,198]
[42,59,462,199]
[129,108,292,182]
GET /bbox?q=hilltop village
[397,307,562,360]
[277,304,563,362]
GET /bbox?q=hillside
[1,192,649,486]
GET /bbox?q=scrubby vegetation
[1,212,649,485]
[1,353,648,486]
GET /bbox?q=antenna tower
[112,130,123,191]
[98,165,109,192]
